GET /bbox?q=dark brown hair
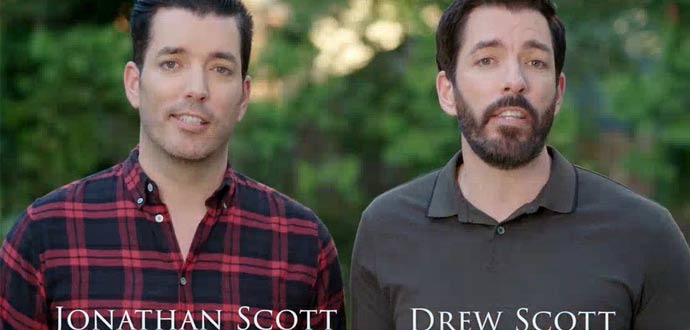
[436,0,565,83]
[130,0,254,78]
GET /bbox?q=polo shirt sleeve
[0,209,49,330]
[350,209,395,330]
[633,208,690,329]
[308,220,346,330]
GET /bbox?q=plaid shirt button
[180,277,187,286]
[155,214,164,223]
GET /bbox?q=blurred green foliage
[2,0,690,277]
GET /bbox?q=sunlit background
[2,0,690,285]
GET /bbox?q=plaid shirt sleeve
[308,220,346,329]
[0,209,49,330]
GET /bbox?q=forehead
[460,6,552,54]
[147,7,240,57]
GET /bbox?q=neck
[458,138,551,222]
[138,139,228,204]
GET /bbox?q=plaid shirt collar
[121,146,236,211]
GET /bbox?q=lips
[171,113,209,125]
[490,107,529,120]
[170,112,210,133]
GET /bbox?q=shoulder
[24,163,123,221]
[3,164,122,250]
[574,166,676,234]
[361,169,440,229]
[232,171,325,230]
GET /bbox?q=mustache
[480,95,538,127]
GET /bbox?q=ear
[236,75,252,122]
[554,73,566,115]
[436,71,458,117]
[124,61,141,109]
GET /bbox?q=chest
[167,206,207,260]
[40,215,320,328]
[378,220,643,330]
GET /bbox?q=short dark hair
[130,0,254,78]
[436,0,565,83]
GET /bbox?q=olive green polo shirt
[350,146,690,330]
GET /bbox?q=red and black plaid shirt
[0,148,345,330]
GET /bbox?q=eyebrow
[209,51,238,64]
[156,46,185,57]
[468,39,552,55]
[468,39,502,55]
[524,39,552,53]
[156,47,238,63]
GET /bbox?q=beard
[455,89,557,170]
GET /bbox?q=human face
[436,6,565,169]
[124,8,250,162]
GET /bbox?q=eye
[213,66,232,76]
[160,60,179,71]
[476,58,495,67]
[528,60,548,69]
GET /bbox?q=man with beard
[350,1,690,329]
[0,1,344,329]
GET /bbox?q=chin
[143,127,229,162]
[163,143,218,162]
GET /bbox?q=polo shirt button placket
[496,225,506,235]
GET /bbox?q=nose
[185,67,209,102]
[502,60,527,95]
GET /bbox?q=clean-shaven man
[0,1,345,329]
[350,0,690,329]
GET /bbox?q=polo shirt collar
[426,151,464,218]
[426,146,577,222]
[538,146,577,213]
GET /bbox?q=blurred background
[2,0,689,284]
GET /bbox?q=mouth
[171,113,209,125]
[490,106,529,120]
[170,112,210,133]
